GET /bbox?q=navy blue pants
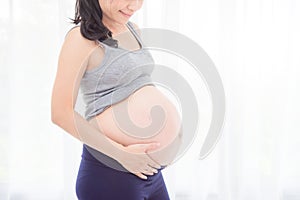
[76,145,170,200]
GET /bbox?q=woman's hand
[116,142,162,180]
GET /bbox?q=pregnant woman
[51,0,182,199]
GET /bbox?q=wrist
[107,139,126,160]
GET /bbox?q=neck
[102,17,128,37]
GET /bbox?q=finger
[142,170,154,176]
[141,168,154,176]
[146,156,162,169]
[148,162,161,170]
[144,166,157,175]
[135,172,147,180]
[145,165,158,173]
[151,167,158,173]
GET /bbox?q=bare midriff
[88,85,183,166]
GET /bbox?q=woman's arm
[51,27,124,159]
[51,27,161,179]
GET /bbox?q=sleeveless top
[78,22,158,171]
[79,21,155,121]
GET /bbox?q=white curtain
[1,0,299,199]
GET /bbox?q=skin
[99,0,144,36]
[87,0,183,166]
[52,0,182,180]
[86,0,144,72]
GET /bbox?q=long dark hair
[71,0,112,42]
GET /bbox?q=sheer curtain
[1,0,299,199]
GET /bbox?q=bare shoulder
[60,26,104,70]
[64,26,99,50]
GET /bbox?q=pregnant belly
[88,85,183,166]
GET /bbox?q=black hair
[71,0,112,42]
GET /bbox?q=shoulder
[58,26,104,72]
[64,26,99,49]
[59,26,102,65]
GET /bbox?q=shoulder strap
[126,21,144,47]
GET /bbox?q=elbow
[51,109,62,124]
[51,107,73,125]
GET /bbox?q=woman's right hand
[117,142,162,180]
[88,117,162,179]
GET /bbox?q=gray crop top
[79,21,155,121]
